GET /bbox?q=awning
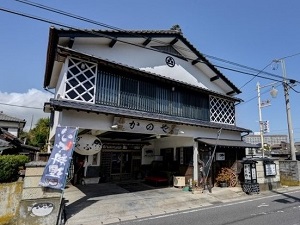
[195,138,259,148]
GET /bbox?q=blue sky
[0,0,299,142]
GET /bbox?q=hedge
[0,155,30,183]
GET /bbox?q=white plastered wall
[72,42,225,94]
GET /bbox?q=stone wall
[0,181,23,225]
[279,160,300,186]
[256,159,281,191]
[17,161,62,225]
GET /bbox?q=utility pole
[272,59,296,160]
[257,82,265,158]
[278,59,296,160]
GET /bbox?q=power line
[2,4,300,92]
[277,52,300,60]
[214,65,282,83]
[239,62,273,89]
[11,0,300,85]
[240,83,282,105]
[0,102,42,110]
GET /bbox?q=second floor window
[95,68,210,121]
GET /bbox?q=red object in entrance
[145,176,168,186]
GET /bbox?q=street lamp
[257,82,278,158]
[273,59,297,160]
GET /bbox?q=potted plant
[215,168,232,187]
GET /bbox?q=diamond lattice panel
[210,96,235,125]
[64,57,97,103]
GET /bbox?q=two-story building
[0,113,38,159]
[0,112,26,138]
[43,26,256,186]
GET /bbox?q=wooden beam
[109,39,117,48]
[210,76,219,82]
[68,37,75,48]
[192,59,200,65]
[170,38,178,45]
[143,38,152,46]
[226,90,235,95]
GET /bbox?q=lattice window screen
[64,57,97,103]
[210,96,235,125]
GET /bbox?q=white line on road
[126,190,300,224]
[257,203,269,207]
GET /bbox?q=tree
[26,118,50,152]
[170,24,182,33]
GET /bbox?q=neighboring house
[269,142,290,159]
[295,142,300,152]
[0,113,39,160]
[43,26,257,185]
[244,133,297,159]
[243,133,288,146]
[0,112,26,137]
[0,127,39,160]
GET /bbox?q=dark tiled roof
[0,113,25,123]
[0,127,21,145]
[0,127,39,152]
[46,98,252,133]
[0,138,10,147]
[195,138,258,148]
[44,27,241,95]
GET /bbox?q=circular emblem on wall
[75,134,102,155]
[165,56,175,67]
[31,202,54,217]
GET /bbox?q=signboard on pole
[260,120,270,133]
[39,126,78,190]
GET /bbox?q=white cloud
[0,89,53,131]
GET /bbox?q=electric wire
[277,52,300,61]
[1,1,299,140]
[1,3,300,98]
[239,62,273,89]
[241,83,282,105]
[12,0,300,86]
[1,5,300,110]
[0,102,42,110]
[1,6,296,88]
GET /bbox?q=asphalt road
[118,189,300,225]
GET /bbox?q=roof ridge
[0,112,25,122]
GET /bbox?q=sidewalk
[63,182,300,225]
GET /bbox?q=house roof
[45,98,252,133]
[0,127,39,153]
[0,127,22,146]
[195,137,259,148]
[0,112,26,124]
[44,27,242,96]
[55,45,241,102]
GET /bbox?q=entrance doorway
[101,150,141,181]
[111,152,132,174]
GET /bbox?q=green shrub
[0,155,30,183]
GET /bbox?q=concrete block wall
[17,161,62,225]
[279,160,300,186]
[256,159,281,191]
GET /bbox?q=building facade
[43,27,256,186]
[243,133,288,146]
[0,112,25,137]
